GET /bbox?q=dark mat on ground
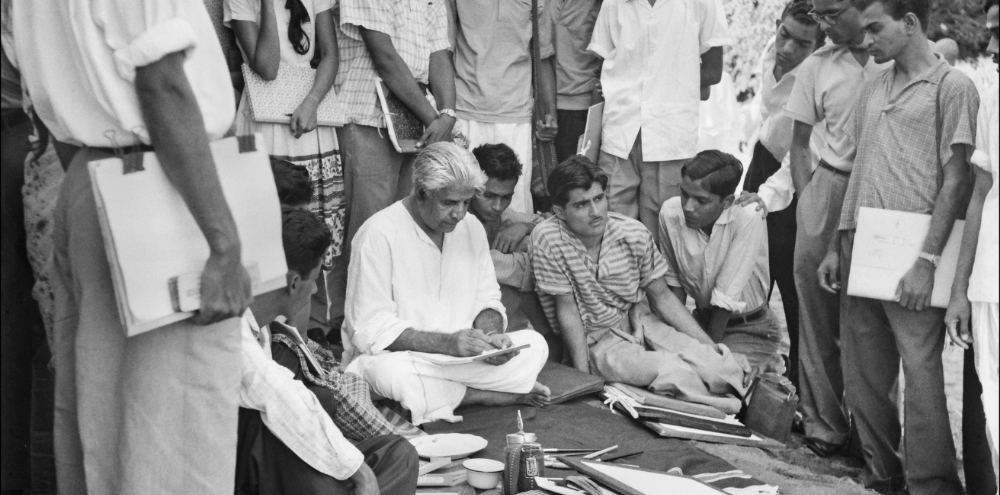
[423,399,767,491]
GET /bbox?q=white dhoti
[455,119,533,214]
[348,330,548,425]
[972,301,999,488]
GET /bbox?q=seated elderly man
[468,143,555,349]
[531,157,755,413]
[238,208,417,495]
[343,142,550,425]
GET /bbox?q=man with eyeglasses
[782,0,889,462]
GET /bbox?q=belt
[0,109,29,131]
[694,306,769,326]
[818,160,851,177]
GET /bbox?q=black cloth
[424,400,765,492]
[555,109,589,164]
[234,410,418,495]
[744,141,800,389]
[963,347,998,495]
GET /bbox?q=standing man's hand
[944,293,973,349]
[417,113,456,148]
[817,250,841,294]
[896,259,935,311]
[734,191,769,218]
[192,248,253,325]
[349,464,380,495]
[535,113,558,142]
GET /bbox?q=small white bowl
[462,458,504,490]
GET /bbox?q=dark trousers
[235,411,418,495]
[964,347,999,495]
[840,231,963,495]
[555,109,588,164]
[1,114,49,493]
[743,142,800,389]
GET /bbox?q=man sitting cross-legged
[237,207,418,495]
[468,143,557,354]
[530,156,756,413]
[343,142,550,425]
[658,150,784,372]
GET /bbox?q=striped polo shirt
[530,213,668,335]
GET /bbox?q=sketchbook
[847,207,964,308]
[88,134,288,337]
[577,102,604,163]
[413,344,531,366]
[375,79,426,154]
[560,457,727,495]
[242,63,345,126]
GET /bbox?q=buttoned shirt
[658,198,770,315]
[531,213,668,335]
[968,83,997,303]
[588,0,732,162]
[336,0,451,128]
[549,0,601,111]
[784,44,888,172]
[343,201,507,364]
[239,311,364,481]
[448,0,555,124]
[11,0,235,147]
[839,60,979,231]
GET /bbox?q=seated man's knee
[511,330,549,367]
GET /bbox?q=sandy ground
[694,287,967,495]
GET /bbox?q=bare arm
[704,308,731,343]
[422,49,458,146]
[472,308,505,335]
[644,278,714,346]
[897,144,972,311]
[386,328,493,357]
[231,0,280,80]
[668,285,687,304]
[535,57,559,141]
[135,51,251,324]
[289,10,339,137]
[554,294,590,373]
[945,165,991,347]
[789,121,814,193]
[700,46,724,101]
[360,28,438,125]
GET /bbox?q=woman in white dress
[227,0,342,330]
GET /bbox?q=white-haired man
[343,142,550,425]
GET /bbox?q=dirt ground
[696,287,967,495]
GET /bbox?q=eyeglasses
[808,4,852,27]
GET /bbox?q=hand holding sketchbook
[242,64,345,126]
[415,344,531,365]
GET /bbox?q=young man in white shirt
[739,0,824,390]
[946,0,999,487]
[659,151,784,373]
[343,143,550,426]
[587,0,733,240]
[237,208,417,495]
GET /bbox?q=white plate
[410,433,488,459]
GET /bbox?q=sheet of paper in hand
[88,134,288,337]
[847,207,964,308]
[375,79,426,153]
[242,63,345,126]
[414,344,531,366]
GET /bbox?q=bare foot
[519,382,551,408]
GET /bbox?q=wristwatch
[439,108,457,119]
[918,252,941,268]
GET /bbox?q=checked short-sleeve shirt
[530,213,668,335]
[839,59,979,231]
[336,0,451,127]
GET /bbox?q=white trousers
[972,301,999,493]
[456,119,533,214]
[349,330,547,425]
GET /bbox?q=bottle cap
[521,432,537,444]
[507,433,525,446]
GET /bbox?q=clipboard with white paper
[413,344,531,366]
[577,102,604,163]
[847,207,964,308]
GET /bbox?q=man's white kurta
[342,201,546,425]
[342,201,507,363]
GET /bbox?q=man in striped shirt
[531,157,755,413]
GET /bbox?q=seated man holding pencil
[531,157,756,413]
[343,143,550,425]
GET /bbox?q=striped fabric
[335,0,451,128]
[530,213,668,335]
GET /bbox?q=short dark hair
[681,150,744,198]
[547,155,609,208]
[852,0,930,31]
[270,158,312,207]
[472,143,522,181]
[781,0,826,45]
[281,206,331,276]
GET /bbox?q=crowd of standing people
[0,0,997,494]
